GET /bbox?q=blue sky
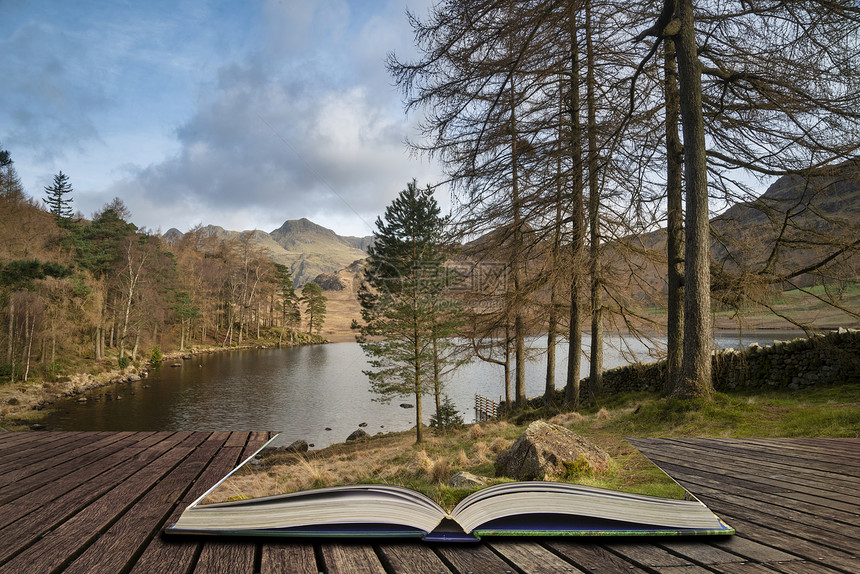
[1,0,440,237]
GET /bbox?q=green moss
[563,455,593,479]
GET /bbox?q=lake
[41,332,796,448]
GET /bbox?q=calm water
[42,332,796,448]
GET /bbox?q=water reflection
[43,332,800,447]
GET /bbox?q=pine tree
[273,263,300,342]
[300,282,326,335]
[356,180,462,444]
[43,171,74,222]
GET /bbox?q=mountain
[164,219,373,286]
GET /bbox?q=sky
[0,0,442,238]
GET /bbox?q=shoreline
[2,326,847,432]
[0,336,327,431]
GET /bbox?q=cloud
[2,0,445,237]
[117,0,442,236]
[0,21,105,161]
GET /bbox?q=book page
[196,430,688,511]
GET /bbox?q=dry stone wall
[595,328,860,394]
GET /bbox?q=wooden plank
[603,542,698,569]
[0,429,65,452]
[662,537,796,565]
[675,438,860,470]
[489,540,586,573]
[436,543,516,574]
[319,543,387,574]
[640,459,859,535]
[633,440,860,502]
[767,560,851,574]
[0,432,151,498]
[193,541,256,574]
[0,431,114,467]
[545,541,650,574]
[129,434,238,574]
[0,431,156,529]
[240,430,270,459]
[0,431,121,485]
[376,543,452,574]
[62,432,233,574]
[708,516,860,574]
[0,432,193,564]
[632,448,860,510]
[224,431,249,448]
[689,493,859,553]
[186,433,273,574]
[710,564,784,573]
[0,432,205,573]
[672,439,860,492]
[260,542,318,574]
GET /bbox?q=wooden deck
[0,433,856,573]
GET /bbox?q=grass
[201,383,859,510]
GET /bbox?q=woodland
[0,152,322,388]
[1,1,859,426]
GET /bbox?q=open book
[165,433,733,541]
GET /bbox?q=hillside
[164,218,373,286]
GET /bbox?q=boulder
[346,429,369,442]
[284,439,309,453]
[494,420,611,481]
[448,471,488,488]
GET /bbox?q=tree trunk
[545,151,564,407]
[132,330,140,360]
[664,35,685,395]
[432,335,441,416]
[586,0,603,397]
[510,72,527,409]
[565,2,584,409]
[504,322,512,409]
[7,298,14,363]
[414,329,423,444]
[675,0,713,398]
[23,306,33,382]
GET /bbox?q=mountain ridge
[163,218,373,286]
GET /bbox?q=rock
[358,422,368,427]
[346,429,369,442]
[182,354,192,360]
[29,423,46,431]
[400,403,414,409]
[127,374,140,382]
[449,471,488,488]
[494,420,611,481]
[77,397,87,403]
[284,439,309,453]
[6,398,19,406]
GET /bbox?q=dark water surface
[42,333,797,448]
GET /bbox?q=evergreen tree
[300,281,326,335]
[274,264,300,326]
[43,171,74,222]
[0,145,25,202]
[356,180,461,444]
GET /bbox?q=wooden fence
[474,393,499,422]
